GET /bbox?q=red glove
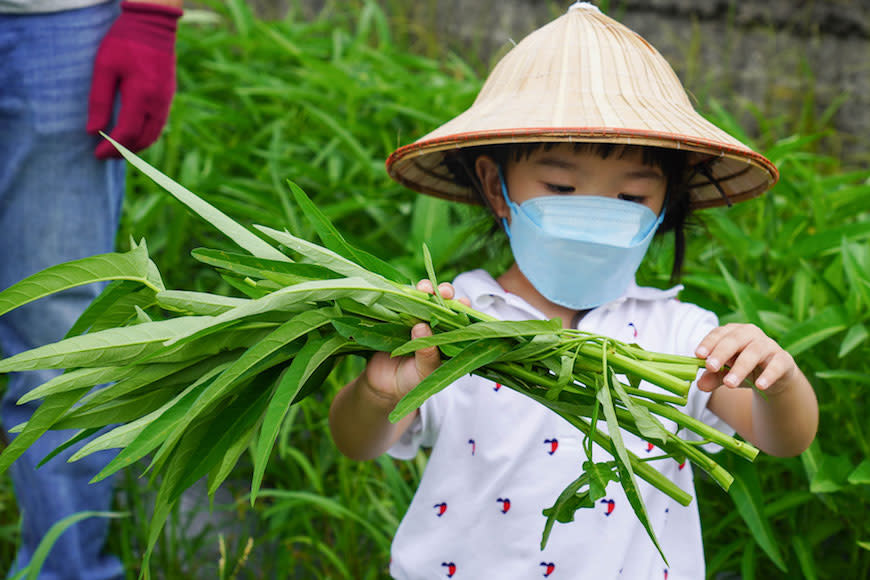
[86,1,183,159]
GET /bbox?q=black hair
[444,142,692,283]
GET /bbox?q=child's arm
[329,281,465,461]
[696,323,819,457]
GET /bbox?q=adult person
[0,0,182,576]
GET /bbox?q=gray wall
[275,1,870,164]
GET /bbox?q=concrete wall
[274,0,870,163]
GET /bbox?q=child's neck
[497,263,588,329]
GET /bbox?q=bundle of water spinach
[0,139,757,572]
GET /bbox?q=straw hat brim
[386,127,779,210]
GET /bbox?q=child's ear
[475,155,509,220]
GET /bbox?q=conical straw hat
[386,2,778,209]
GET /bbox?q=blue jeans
[0,2,125,579]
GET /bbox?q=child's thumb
[411,323,441,379]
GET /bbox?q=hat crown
[469,2,696,129]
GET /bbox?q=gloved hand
[86,1,183,159]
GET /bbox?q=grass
[0,1,868,578]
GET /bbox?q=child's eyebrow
[624,168,665,180]
[533,157,578,170]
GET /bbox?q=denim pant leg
[0,3,125,579]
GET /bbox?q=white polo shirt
[387,269,734,580]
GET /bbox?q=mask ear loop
[496,165,517,240]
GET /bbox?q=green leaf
[788,220,870,258]
[53,387,180,430]
[331,318,409,352]
[174,307,339,432]
[585,460,619,501]
[168,382,272,504]
[779,305,849,357]
[810,453,854,493]
[609,371,669,445]
[847,459,870,485]
[288,180,409,283]
[69,398,181,462]
[18,366,135,404]
[391,320,560,356]
[87,373,217,482]
[389,339,513,422]
[191,248,340,285]
[251,332,348,502]
[162,278,382,350]
[421,243,446,307]
[254,225,392,285]
[716,259,762,326]
[838,323,868,358]
[540,473,591,548]
[841,238,870,309]
[0,317,213,372]
[67,358,213,414]
[0,387,91,474]
[156,290,251,316]
[0,244,162,319]
[728,459,788,572]
[496,334,561,362]
[791,535,819,580]
[598,356,665,564]
[104,134,290,262]
[139,410,214,579]
[35,427,102,468]
[88,288,159,333]
[815,369,870,385]
[65,280,150,338]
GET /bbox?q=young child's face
[479,143,669,220]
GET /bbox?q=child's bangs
[511,142,678,171]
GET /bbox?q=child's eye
[618,193,645,204]
[546,183,575,194]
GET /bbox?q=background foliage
[1,0,867,578]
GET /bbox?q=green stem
[578,343,691,397]
[635,399,759,461]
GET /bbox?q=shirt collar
[457,269,683,313]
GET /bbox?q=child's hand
[694,323,797,395]
[361,280,470,407]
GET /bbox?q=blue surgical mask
[499,168,666,310]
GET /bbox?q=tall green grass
[1,1,867,577]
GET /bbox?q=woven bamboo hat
[386,2,778,209]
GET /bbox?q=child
[329,3,818,578]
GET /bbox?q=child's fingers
[719,341,767,388]
[437,282,455,300]
[415,279,465,304]
[410,322,441,381]
[696,369,725,392]
[754,350,796,391]
[696,324,755,372]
